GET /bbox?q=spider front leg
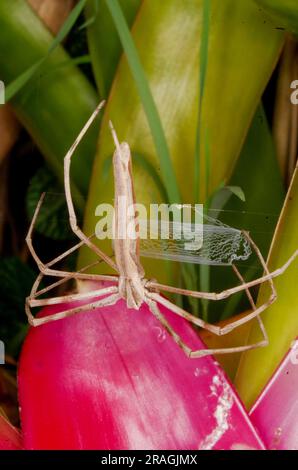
[63,101,118,273]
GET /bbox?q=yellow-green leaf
[215,105,285,320]
[235,162,298,408]
[80,0,284,280]
[254,0,298,35]
[85,0,141,97]
[189,105,285,377]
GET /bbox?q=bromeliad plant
[0,0,298,450]
[0,415,22,450]
[24,102,298,357]
[18,103,296,449]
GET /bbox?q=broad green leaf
[105,0,180,203]
[0,0,98,202]
[44,55,92,75]
[220,106,285,254]
[85,0,141,97]
[6,0,88,101]
[80,0,283,283]
[210,185,246,219]
[254,0,298,35]
[235,162,298,408]
[195,0,211,201]
[6,59,44,102]
[215,105,285,320]
[196,105,285,376]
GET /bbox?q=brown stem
[273,35,298,184]
[27,0,76,35]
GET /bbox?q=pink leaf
[0,414,22,450]
[250,338,298,450]
[19,283,264,450]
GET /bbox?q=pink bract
[19,282,264,450]
[250,338,298,450]
[0,414,22,450]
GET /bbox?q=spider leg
[146,288,268,359]
[29,285,118,308]
[25,194,120,325]
[189,265,269,357]
[215,232,282,335]
[146,297,192,357]
[217,264,272,336]
[64,101,118,273]
[26,193,119,284]
[146,296,259,359]
[149,287,268,340]
[32,261,116,300]
[188,338,268,359]
[28,292,121,327]
[147,235,297,302]
[148,292,221,335]
[26,255,119,325]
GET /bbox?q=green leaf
[235,162,298,408]
[217,105,285,320]
[80,0,284,288]
[210,186,246,221]
[192,105,285,376]
[86,0,141,97]
[195,0,211,201]
[80,0,100,30]
[129,153,169,203]
[6,59,44,102]
[34,55,92,81]
[254,0,298,35]
[48,0,87,54]
[26,167,75,241]
[0,0,98,200]
[6,0,88,101]
[221,105,285,255]
[225,186,246,202]
[105,0,180,204]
